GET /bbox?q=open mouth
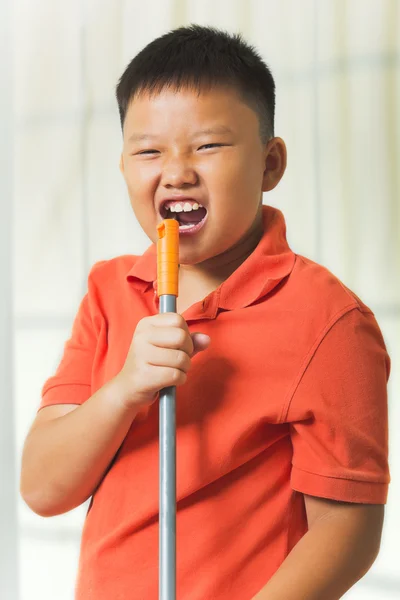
[160,203,208,234]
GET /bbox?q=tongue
[177,207,207,224]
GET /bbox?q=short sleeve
[285,307,391,504]
[39,263,104,411]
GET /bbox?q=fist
[116,312,211,410]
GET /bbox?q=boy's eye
[198,143,224,150]
[135,143,224,155]
[137,149,159,155]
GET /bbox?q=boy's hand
[115,313,211,410]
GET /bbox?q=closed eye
[135,143,226,155]
[198,143,225,150]
[136,149,159,155]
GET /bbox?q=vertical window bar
[0,0,20,597]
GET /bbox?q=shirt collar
[126,204,296,310]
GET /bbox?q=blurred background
[0,0,399,598]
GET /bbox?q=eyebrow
[128,126,233,144]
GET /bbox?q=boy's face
[120,85,284,266]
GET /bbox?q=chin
[178,246,206,262]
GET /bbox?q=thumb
[191,332,211,357]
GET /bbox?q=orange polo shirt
[39,204,390,600]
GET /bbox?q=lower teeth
[179,223,195,229]
[179,223,196,229]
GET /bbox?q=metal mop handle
[157,219,179,600]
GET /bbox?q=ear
[261,137,287,192]
[119,153,125,175]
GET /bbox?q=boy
[20,25,390,600]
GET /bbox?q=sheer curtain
[3,0,398,598]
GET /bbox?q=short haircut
[116,24,275,143]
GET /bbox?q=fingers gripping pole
[157,218,179,600]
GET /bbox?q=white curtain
[2,0,398,598]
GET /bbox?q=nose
[161,155,198,188]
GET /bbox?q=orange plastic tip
[157,219,179,297]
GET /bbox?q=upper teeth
[165,201,203,213]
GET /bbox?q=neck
[179,204,264,288]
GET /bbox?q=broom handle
[157,219,179,600]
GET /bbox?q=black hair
[116,24,275,143]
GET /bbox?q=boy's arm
[20,376,140,516]
[251,494,384,600]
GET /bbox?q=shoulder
[292,254,373,316]
[86,255,142,297]
[88,255,139,283]
[283,254,384,365]
[292,254,389,370]
[85,255,140,315]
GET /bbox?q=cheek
[240,152,264,186]
[125,161,157,193]
[210,155,259,199]
[124,167,159,222]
